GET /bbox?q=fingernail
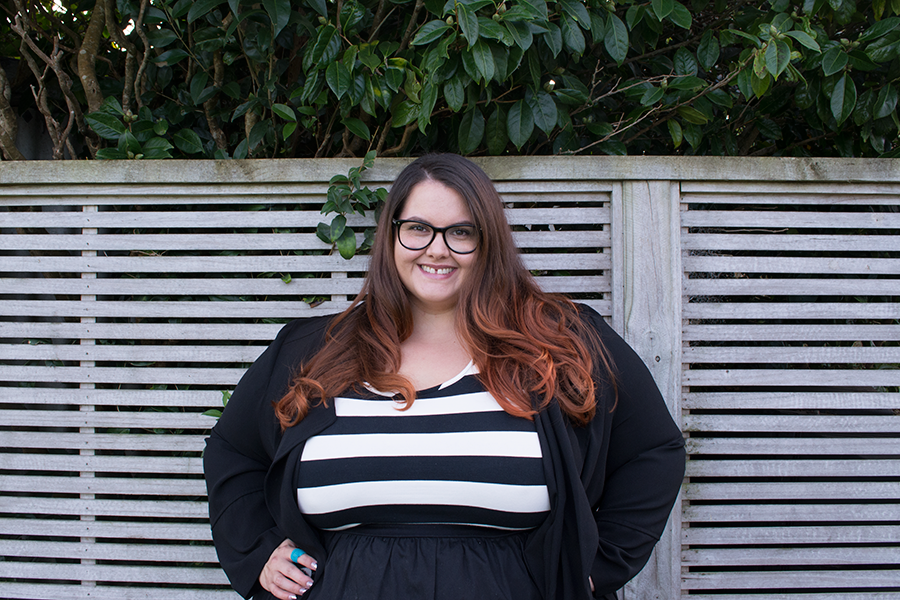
[306,580,314,588]
[289,596,297,600]
[311,561,318,570]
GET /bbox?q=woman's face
[393,179,478,316]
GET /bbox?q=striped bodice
[294,363,551,532]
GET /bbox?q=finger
[275,571,313,598]
[287,548,318,571]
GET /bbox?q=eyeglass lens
[397,221,478,254]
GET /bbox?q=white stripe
[319,522,535,532]
[301,431,542,461]
[296,480,551,515]
[334,391,502,417]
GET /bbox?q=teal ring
[290,549,306,563]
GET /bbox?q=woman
[204,154,685,600]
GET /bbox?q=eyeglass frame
[392,219,480,255]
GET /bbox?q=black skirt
[306,524,544,600]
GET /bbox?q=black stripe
[324,411,537,434]
[297,455,546,488]
[308,504,549,531]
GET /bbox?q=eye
[449,226,474,238]
[405,222,431,234]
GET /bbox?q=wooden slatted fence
[1,157,898,599]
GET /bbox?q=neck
[408,303,461,345]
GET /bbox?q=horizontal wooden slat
[0,206,607,228]
[683,233,900,252]
[685,437,900,456]
[1,496,209,518]
[682,210,900,229]
[0,388,224,407]
[0,539,217,562]
[4,454,205,475]
[684,303,900,320]
[1,432,206,452]
[684,503,900,522]
[683,324,900,341]
[0,365,246,385]
[686,459,900,478]
[0,300,350,318]
[0,475,206,496]
[681,191,900,204]
[683,391,899,409]
[684,255,900,275]
[0,343,264,363]
[0,562,228,585]
[682,594,900,600]
[683,368,900,387]
[0,229,611,251]
[685,277,900,296]
[683,346,900,364]
[683,546,900,566]
[0,517,211,539]
[0,322,285,340]
[682,569,900,589]
[684,414,900,433]
[0,252,609,273]
[681,180,900,194]
[0,583,238,600]
[0,409,218,429]
[683,481,899,500]
[684,526,900,545]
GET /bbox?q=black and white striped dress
[294,362,550,599]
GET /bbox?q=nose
[425,231,450,257]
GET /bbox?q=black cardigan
[204,305,685,600]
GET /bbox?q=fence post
[619,180,683,600]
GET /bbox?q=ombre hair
[275,154,615,428]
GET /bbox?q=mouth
[419,265,455,275]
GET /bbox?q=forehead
[398,180,473,223]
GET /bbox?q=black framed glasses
[393,219,479,254]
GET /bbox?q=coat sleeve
[581,309,686,596]
[203,320,309,599]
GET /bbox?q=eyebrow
[401,217,476,226]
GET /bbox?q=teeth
[420,265,453,275]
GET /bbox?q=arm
[204,319,325,598]
[581,310,686,596]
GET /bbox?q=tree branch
[133,0,151,108]
[205,49,229,152]
[381,122,416,156]
[0,64,25,160]
[398,0,424,51]
[77,0,106,113]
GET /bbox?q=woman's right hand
[259,539,318,599]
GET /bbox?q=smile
[420,265,454,275]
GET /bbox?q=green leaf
[507,99,534,149]
[486,105,508,155]
[187,0,227,23]
[262,0,291,37]
[329,214,347,242]
[283,122,297,140]
[190,72,210,105]
[751,71,771,97]
[472,39,495,82]
[506,21,533,51]
[458,108,485,154]
[677,105,709,124]
[667,119,683,148]
[545,22,563,58]
[272,103,296,122]
[336,227,357,259]
[306,0,327,19]
[669,1,691,29]
[96,148,128,159]
[418,81,439,132]
[343,117,371,140]
[682,123,702,149]
[785,30,820,52]
[85,113,126,140]
[640,86,665,106]
[652,0,674,19]
[674,47,698,76]
[146,29,178,48]
[153,120,169,136]
[457,4,479,47]
[412,21,452,46]
[392,99,419,127]
[174,128,204,154]
[875,84,898,119]
[821,47,848,76]
[444,76,465,112]
[326,62,352,99]
[830,73,857,125]
[479,17,512,45]
[530,90,557,134]
[561,15,585,56]
[154,49,189,66]
[604,14,629,64]
[858,17,900,42]
[669,76,706,90]
[765,39,791,78]
[559,0,590,24]
[756,117,783,139]
[697,31,720,71]
[725,28,761,47]
[118,130,141,155]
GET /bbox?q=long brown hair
[275,154,615,428]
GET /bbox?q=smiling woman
[203,154,686,600]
